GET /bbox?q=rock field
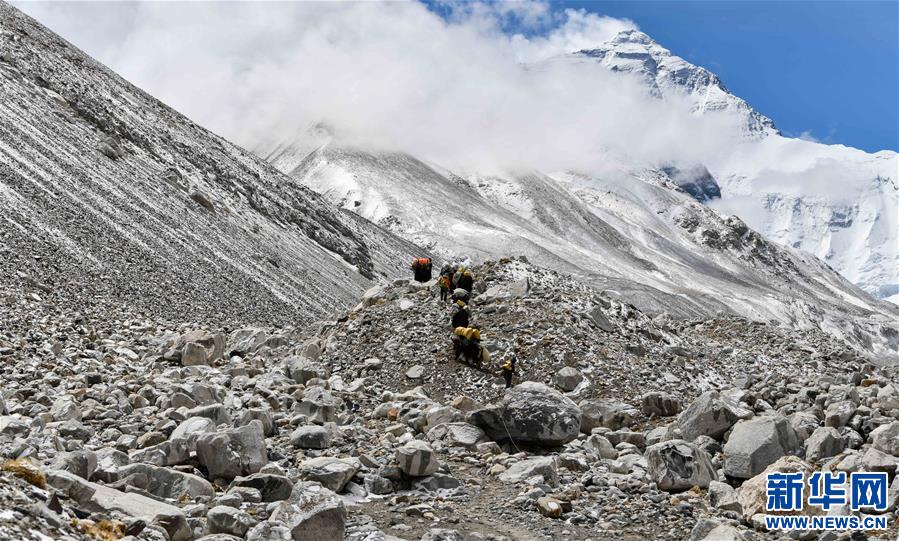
[2,258,898,541]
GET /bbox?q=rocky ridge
[2,259,898,541]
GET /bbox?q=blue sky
[430,0,899,153]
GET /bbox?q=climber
[451,288,470,306]
[437,270,452,302]
[500,356,517,388]
[450,299,470,329]
[411,257,433,283]
[454,266,474,293]
[452,326,488,368]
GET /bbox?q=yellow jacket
[454,327,481,341]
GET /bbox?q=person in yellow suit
[452,326,488,368]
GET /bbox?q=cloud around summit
[16,0,747,172]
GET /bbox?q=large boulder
[804,427,845,462]
[196,421,268,481]
[284,357,328,385]
[270,482,346,540]
[871,421,899,457]
[178,330,225,366]
[426,422,487,450]
[676,390,751,441]
[579,399,636,432]
[396,440,440,477]
[207,505,255,537]
[227,327,269,356]
[735,456,819,520]
[467,382,581,446]
[723,416,801,479]
[645,439,716,492]
[170,416,217,449]
[230,473,294,502]
[498,456,558,486]
[554,367,583,392]
[47,470,191,541]
[115,463,214,500]
[295,387,342,424]
[641,392,682,417]
[289,425,332,449]
[297,457,359,493]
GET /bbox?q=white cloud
[13,1,745,173]
[798,130,820,143]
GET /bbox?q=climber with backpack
[500,355,517,388]
[450,299,470,329]
[452,325,488,368]
[455,267,474,293]
[437,274,451,301]
[411,257,433,283]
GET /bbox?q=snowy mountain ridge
[549,29,898,306]
[270,140,899,361]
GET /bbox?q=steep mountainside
[550,29,898,305]
[270,142,899,362]
[0,3,422,325]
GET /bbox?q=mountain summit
[568,29,777,136]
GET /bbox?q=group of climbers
[412,258,517,388]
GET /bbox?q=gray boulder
[723,415,801,479]
[397,440,440,477]
[554,367,583,392]
[871,421,899,457]
[47,469,191,541]
[804,427,845,462]
[231,473,294,502]
[207,506,255,537]
[426,422,487,449]
[676,390,751,441]
[467,382,581,446]
[170,416,217,448]
[645,439,716,492]
[290,425,332,449]
[115,463,214,500]
[196,421,268,481]
[824,400,857,428]
[285,356,328,385]
[498,456,558,486]
[270,482,346,540]
[641,392,682,417]
[579,399,636,432]
[296,386,342,424]
[297,457,359,492]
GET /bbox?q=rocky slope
[0,2,422,327]
[1,260,898,541]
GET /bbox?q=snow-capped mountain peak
[568,29,777,136]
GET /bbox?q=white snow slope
[562,29,899,305]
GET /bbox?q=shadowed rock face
[0,2,422,326]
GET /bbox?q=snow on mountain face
[558,29,899,306]
[0,4,421,325]
[566,29,777,138]
[270,141,899,362]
